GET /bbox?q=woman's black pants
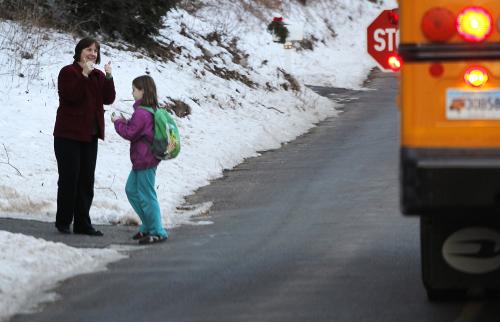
[54,137,98,231]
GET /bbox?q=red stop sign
[367,9,399,72]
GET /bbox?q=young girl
[112,75,168,244]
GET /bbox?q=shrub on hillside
[63,0,179,46]
[0,0,179,47]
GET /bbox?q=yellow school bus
[397,0,500,299]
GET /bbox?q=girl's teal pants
[125,167,168,238]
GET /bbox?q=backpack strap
[139,106,155,145]
[139,106,155,114]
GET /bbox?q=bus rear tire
[420,215,467,301]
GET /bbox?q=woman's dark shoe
[74,228,104,236]
[56,225,71,234]
[132,232,148,240]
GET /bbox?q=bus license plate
[446,89,500,120]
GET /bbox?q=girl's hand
[104,61,112,78]
[111,112,125,123]
[167,138,176,154]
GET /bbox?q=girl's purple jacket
[114,100,161,170]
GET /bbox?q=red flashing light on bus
[464,66,489,87]
[421,7,456,42]
[457,7,493,42]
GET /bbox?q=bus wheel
[420,215,466,301]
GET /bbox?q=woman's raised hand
[104,61,112,78]
[82,58,94,77]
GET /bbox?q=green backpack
[141,106,180,160]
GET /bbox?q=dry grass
[238,0,284,21]
[278,68,301,92]
[164,99,192,118]
[0,1,58,87]
[253,0,284,10]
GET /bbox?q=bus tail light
[429,63,444,78]
[464,66,489,87]
[421,7,456,42]
[457,7,493,42]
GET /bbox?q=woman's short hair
[133,75,159,108]
[73,37,101,64]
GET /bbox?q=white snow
[0,231,126,322]
[0,0,397,321]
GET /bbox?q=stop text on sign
[373,28,398,51]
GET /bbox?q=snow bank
[0,231,126,322]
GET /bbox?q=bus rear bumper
[401,148,500,215]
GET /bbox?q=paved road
[5,71,500,321]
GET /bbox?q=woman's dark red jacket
[53,62,116,142]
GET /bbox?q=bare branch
[0,144,23,176]
[266,106,284,114]
[96,175,118,199]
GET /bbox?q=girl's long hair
[132,75,159,108]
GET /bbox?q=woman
[53,37,116,236]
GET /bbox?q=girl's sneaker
[132,232,148,240]
[138,235,167,245]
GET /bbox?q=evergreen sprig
[267,20,289,44]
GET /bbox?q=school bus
[397,0,500,299]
